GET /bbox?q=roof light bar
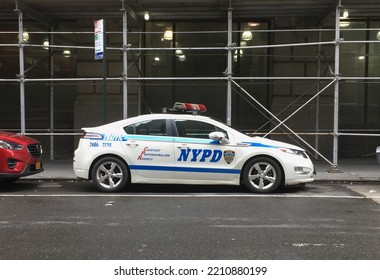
[173,102,206,112]
[162,102,207,115]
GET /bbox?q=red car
[0,131,43,183]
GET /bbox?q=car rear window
[124,119,167,136]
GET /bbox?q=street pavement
[1,181,379,259]
[4,160,379,260]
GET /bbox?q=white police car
[73,102,314,193]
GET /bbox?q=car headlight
[0,140,23,150]
[279,147,308,159]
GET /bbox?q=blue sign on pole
[94,19,104,60]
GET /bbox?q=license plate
[35,161,41,170]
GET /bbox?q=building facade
[0,0,380,168]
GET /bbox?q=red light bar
[173,102,207,112]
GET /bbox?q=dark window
[124,119,167,136]
[175,120,228,139]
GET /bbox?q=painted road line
[0,194,367,199]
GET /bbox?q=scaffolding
[1,0,380,169]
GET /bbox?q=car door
[122,118,174,179]
[173,118,238,182]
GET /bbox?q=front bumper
[282,157,315,186]
[0,162,44,179]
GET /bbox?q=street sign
[94,19,104,60]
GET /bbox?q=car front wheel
[91,157,129,192]
[243,157,282,193]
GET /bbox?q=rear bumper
[73,166,89,179]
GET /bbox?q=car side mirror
[209,131,230,144]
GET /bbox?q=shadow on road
[1,179,308,195]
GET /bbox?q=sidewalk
[24,158,380,182]
[314,159,380,182]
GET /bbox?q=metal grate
[27,144,42,158]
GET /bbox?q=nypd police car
[73,102,314,193]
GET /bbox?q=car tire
[243,157,283,193]
[91,157,129,192]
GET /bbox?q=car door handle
[126,141,139,147]
[176,144,188,149]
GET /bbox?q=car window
[124,119,167,136]
[175,120,228,139]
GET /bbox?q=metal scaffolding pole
[329,1,343,172]
[122,0,128,119]
[49,27,54,159]
[138,27,142,115]
[226,6,233,126]
[15,7,25,135]
[315,27,322,160]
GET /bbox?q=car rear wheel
[91,157,129,192]
[243,157,282,193]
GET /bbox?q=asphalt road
[0,181,379,260]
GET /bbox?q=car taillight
[82,132,103,140]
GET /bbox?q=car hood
[242,136,305,151]
[0,131,40,144]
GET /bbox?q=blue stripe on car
[130,165,240,174]
[242,142,278,148]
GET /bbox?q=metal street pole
[102,20,107,123]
